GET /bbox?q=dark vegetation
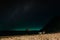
[40,16,60,33]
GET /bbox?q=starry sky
[0,0,56,31]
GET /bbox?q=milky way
[0,0,53,31]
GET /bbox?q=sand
[0,33,60,40]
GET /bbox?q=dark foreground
[0,31,40,36]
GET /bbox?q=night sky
[0,0,58,31]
